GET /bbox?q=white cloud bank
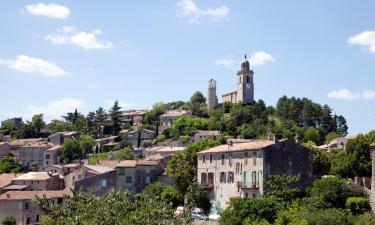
[249,51,275,67]
[24,3,70,19]
[104,100,135,109]
[177,0,229,23]
[25,98,85,117]
[45,26,114,50]
[0,55,66,77]
[348,31,375,53]
[215,57,235,69]
[327,89,375,100]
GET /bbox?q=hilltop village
[0,59,374,225]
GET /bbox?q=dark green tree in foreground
[109,100,122,135]
[36,191,189,225]
[185,182,211,214]
[263,175,301,204]
[1,216,16,225]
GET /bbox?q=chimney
[228,140,233,149]
[6,193,10,198]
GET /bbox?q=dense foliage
[36,191,190,225]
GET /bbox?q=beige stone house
[145,146,185,157]
[197,139,312,210]
[158,110,192,133]
[120,110,147,126]
[116,159,163,192]
[0,189,72,225]
[194,130,221,143]
[7,172,65,191]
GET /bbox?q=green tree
[167,139,220,197]
[114,148,135,160]
[95,107,107,138]
[345,197,370,215]
[185,182,211,214]
[1,217,16,225]
[190,91,206,105]
[263,175,301,204]
[306,176,350,209]
[300,208,355,225]
[220,197,282,225]
[79,135,96,156]
[312,148,332,177]
[36,191,181,225]
[325,131,340,143]
[61,139,81,163]
[109,100,122,135]
[31,114,46,133]
[172,116,208,137]
[0,156,22,173]
[304,127,321,145]
[144,182,180,208]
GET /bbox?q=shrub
[301,208,355,225]
[179,135,190,144]
[1,217,16,225]
[345,197,370,215]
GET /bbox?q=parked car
[208,213,221,221]
[174,206,184,216]
[191,211,208,221]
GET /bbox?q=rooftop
[198,140,275,154]
[0,173,25,188]
[147,146,185,153]
[0,189,73,200]
[13,172,60,181]
[195,130,220,136]
[121,110,147,116]
[160,110,189,118]
[84,165,115,174]
[97,160,120,169]
[2,184,29,190]
[116,160,137,168]
[9,138,43,146]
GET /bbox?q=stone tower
[236,55,254,104]
[207,79,218,112]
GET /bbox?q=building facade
[197,139,312,210]
[158,110,192,133]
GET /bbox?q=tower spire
[245,54,247,59]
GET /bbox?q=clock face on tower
[246,83,251,89]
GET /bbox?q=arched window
[220,172,226,183]
[201,173,207,184]
[228,172,234,183]
[246,76,250,83]
[208,173,214,185]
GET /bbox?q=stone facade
[158,110,192,133]
[73,170,116,196]
[207,79,218,112]
[197,139,312,210]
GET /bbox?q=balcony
[201,182,214,189]
[240,182,259,190]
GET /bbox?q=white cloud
[249,51,274,67]
[215,57,235,69]
[326,89,375,100]
[362,90,375,99]
[0,55,66,77]
[177,0,229,23]
[24,3,70,19]
[45,26,114,50]
[25,98,85,117]
[327,89,360,100]
[348,31,375,53]
[104,100,135,109]
[87,84,101,89]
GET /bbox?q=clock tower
[236,55,254,104]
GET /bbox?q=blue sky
[0,0,374,134]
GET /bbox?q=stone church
[207,56,255,112]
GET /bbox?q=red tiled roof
[13,172,60,181]
[0,189,72,200]
[0,173,25,189]
[198,140,275,154]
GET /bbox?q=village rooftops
[121,110,147,116]
[147,146,185,153]
[13,172,61,181]
[8,138,43,146]
[198,140,275,154]
[0,173,25,189]
[0,188,73,200]
[195,130,220,136]
[116,159,160,168]
[97,160,120,169]
[159,110,190,118]
[83,165,115,174]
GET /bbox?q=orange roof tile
[198,140,275,154]
[0,189,72,200]
[0,173,25,189]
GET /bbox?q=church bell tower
[236,55,254,104]
[207,79,218,112]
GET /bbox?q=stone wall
[74,170,116,196]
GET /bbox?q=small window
[119,168,125,175]
[220,172,226,183]
[145,176,150,184]
[210,154,213,163]
[244,152,248,165]
[235,163,240,174]
[25,202,29,209]
[201,173,207,184]
[228,172,234,183]
[102,179,107,187]
[126,176,132,183]
[203,155,206,164]
[45,154,50,159]
[221,154,225,165]
[26,217,31,225]
[57,198,63,204]
[36,215,40,223]
[252,152,257,165]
